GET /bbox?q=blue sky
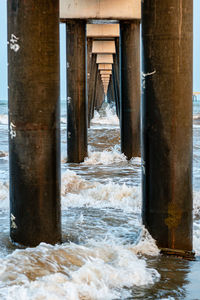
[0,1,199,100]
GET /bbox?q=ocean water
[0,99,200,299]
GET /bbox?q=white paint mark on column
[67,97,72,104]
[9,34,20,52]
[11,213,17,229]
[142,159,146,175]
[10,122,16,139]
[142,70,156,78]
[142,70,156,90]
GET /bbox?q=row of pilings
[7,0,194,258]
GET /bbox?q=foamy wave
[61,170,141,212]
[0,182,9,209]
[61,170,96,195]
[193,114,200,120]
[0,115,8,125]
[0,240,160,300]
[130,227,160,256]
[61,117,67,124]
[193,222,200,256]
[0,151,8,158]
[91,106,119,126]
[83,148,127,165]
[193,191,200,218]
[193,190,200,255]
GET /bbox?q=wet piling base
[160,248,195,261]
[7,0,61,246]
[142,0,193,254]
[120,21,141,159]
[66,20,87,163]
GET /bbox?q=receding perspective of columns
[66,20,87,162]
[7,0,61,246]
[142,0,193,256]
[120,21,140,159]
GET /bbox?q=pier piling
[8,0,61,246]
[120,21,141,159]
[142,0,193,254]
[66,20,87,162]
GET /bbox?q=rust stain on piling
[165,202,182,229]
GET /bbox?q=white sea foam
[0,115,8,125]
[83,148,127,165]
[0,182,9,210]
[0,238,160,300]
[61,117,67,124]
[0,151,8,158]
[91,106,119,126]
[130,227,160,256]
[193,114,200,120]
[61,170,141,212]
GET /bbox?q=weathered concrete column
[92,72,104,111]
[87,48,97,126]
[142,0,193,256]
[120,21,140,159]
[107,78,114,103]
[66,20,87,162]
[7,0,61,246]
[95,73,104,110]
[112,40,120,118]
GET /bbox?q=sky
[0,1,200,100]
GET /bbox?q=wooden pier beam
[120,20,141,159]
[8,0,61,246]
[66,20,87,163]
[142,0,193,256]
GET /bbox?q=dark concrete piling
[112,39,120,119]
[87,41,97,126]
[7,0,61,246]
[120,21,141,159]
[142,0,193,255]
[66,20,87,162]
[95,74,104,110]
[107,77,115,104]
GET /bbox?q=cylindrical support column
[120,21,141,159]
[142,0,193,255]
[95,74,104,111]
[7,0,61,246]
[113,39,120,119]
[87,48,97,126]
[107,79,113,103]
[66,20,87,163]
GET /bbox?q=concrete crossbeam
[101,75,110,79]
[96,54,113,64]
[87,24,119,38]
[100,70,112,75]
[60,0,141,20]
[92,40,116,54]
[98,64,112,70]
